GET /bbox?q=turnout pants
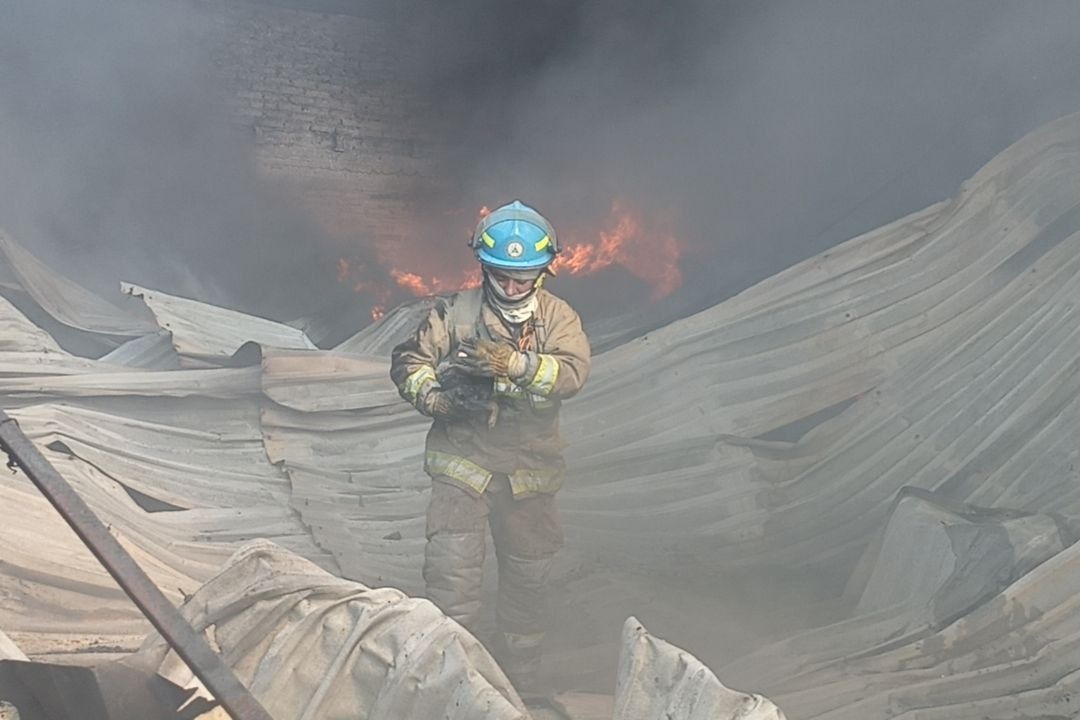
[424,474,563,690]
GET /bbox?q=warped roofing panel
[0,365,260,399]
[136,540,530,720]
[333,298,437,357]
[615,617,785,720]
[0,630,28,661]
[0,293,62,354]
[555,114,1080,575]
[0,401,338,655]
[15,402,289,509]
[98,330,181,369]
[259,399,428,590]
[185,114,1080,679]
[261,348,399,412]
[122,282,317,359]
[740,537,1080,719]
[0,230,156,337]
[2,115,1080,719]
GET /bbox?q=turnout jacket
[391,288,590,497]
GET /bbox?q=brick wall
[193,0,434,256]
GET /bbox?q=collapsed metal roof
[1,113,1080,718]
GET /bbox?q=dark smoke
[397,0,1080,317]
[3,0,1080,326]
[0,0,354,320]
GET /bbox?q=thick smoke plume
[3,0,1080,325]
[0,0,352,319]
[401,0,1080,317]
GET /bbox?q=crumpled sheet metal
[333,298,437,357]
[726,489,1070,699]
[0,296,259,399]
[122,282,317,360]
[258,391,430,591]
[132,540,529,720]
[0,365,260,400]
[0,401,337,654]
[246,114,1080,697]
[852,488,1066,629]
[746,537,1080,720]
[557,112,1080,573]
[0,230,156,337]
[0,631,28,662]
[0,293,63,354]
[261,349,399,412]
[4,114,1080,720]
[99,331,181,369]
[13,402,291,510]
[615,617,786,720]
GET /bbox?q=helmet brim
[476,248,554,270]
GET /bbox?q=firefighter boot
[494,629,545,699]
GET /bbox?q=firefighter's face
[489,270,537,300]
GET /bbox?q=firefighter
[390,200,591,694]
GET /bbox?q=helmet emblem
[506,241,525,258]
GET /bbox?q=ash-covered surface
[4,115,1080,718]
[4,3,1080,718]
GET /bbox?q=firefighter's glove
[420,388,460,419]
[455,338,528,380]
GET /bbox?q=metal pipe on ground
[0,411,274,720]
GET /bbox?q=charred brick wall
[193,0,432,251]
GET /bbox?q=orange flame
[391,268,481,296]
[553,200,681,300]
[336,199,682,322]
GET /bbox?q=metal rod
[0,411,274,720]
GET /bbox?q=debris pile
[3,114,1080,717]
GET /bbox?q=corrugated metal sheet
[136,540,530,720]
[122,282,316,359]
[0,293,62,354]
[0,630,27,661]
[333,298,437,357]
[736,537,1080,719]
[556,114,1080,578]
[0,399,337,655]
[2,114,1080,718]
[0,230,156,337]
[261,348,399,411]
[615,617,785,720]
[98,331,181,369]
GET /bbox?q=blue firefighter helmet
[470,200,559,271]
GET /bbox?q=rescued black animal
[437,364,499,428]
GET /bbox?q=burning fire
[337,199,682,321]
[391,268,481,296]
[552,200,681,300]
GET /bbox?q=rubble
[130,540,777,720]
[614,618,785,720]
[132,540,531,720]
[2,114,1080,717]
